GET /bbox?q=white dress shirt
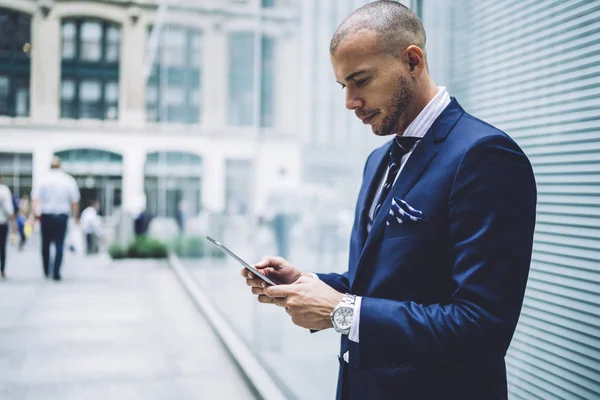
[0,184,14,224]
[344,87,451,359]
[31,169,80,215]
[81,206,102,235]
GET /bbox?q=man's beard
[374,76,413,136]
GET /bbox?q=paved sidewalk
[0,240,256,400]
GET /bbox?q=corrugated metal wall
[447,1,600,399]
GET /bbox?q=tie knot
[389,136,420,165]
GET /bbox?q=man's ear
[405,45,424,74]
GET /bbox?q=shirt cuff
[348,296,361,343]
[310,272,319,280]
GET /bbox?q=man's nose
[345,90,363,110]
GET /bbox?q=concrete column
[32,147,54,190]
[122,148,146,214]
[202,153,225,213]
[276,31,299,136]
[120,20,146,127]
[202,24,228,129]
[30,12,61,122]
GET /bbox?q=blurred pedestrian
[175,199,187,235]
[31,156,80,281]
[81,199,102,255]
[17,193,31,250]
[134,208,153,237]
[265,167,299,260]
[0,176,17,279]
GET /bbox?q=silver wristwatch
[330,293,356,335]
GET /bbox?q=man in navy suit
[243,1,536,399]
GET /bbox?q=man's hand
[241,256,307,293]
[263,276,344,331]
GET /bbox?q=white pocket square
[386,198,424,226]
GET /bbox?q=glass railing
[176,212,352,399]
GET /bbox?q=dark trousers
[41,214,68,278]
[86,233,98,255]
[0,224,8,274]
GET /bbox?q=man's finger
[251,287,265,295]
[264,284,294,298]
[273,297,287,307]
[245,278,264,288]
[257,294,273,304]
[254,256,285,270]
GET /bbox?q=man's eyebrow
[346,70,369,81]
[337,70,369,86]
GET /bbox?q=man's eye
[355,78,369,87]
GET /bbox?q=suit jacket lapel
[355,144,391,250]
[351,98,465,288]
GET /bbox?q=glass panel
[105,105,118,120]
[166,87,185,106]
[228,32,255,126]
[62,21,76,39]
[146,84,158,103]
[105,81,118,102]
[0,12,14,56]
[15,86,28,117]
[105,81,118,120]
[61,80,75,100]
[61,22,76,59]
[0,75,8,115]
[162,29,186,67]
[80,80,101,101]
[15,13,30,59]
[80,21,102,61]
[106,25,120,62]
[79,80,102,119]
[260,36,275,127]
[60,99,75,119]
[191,32,203,67]
[106,43,119,62]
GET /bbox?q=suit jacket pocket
[382,218,426,239]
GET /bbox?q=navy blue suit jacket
[317,99,537,400]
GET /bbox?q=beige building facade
[0,0,301,218]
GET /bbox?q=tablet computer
[205,236,277,286]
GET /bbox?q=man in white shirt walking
[0,175,16,279]
[81,199,102,255]
[31,157,80,281]
[264,167,299,259]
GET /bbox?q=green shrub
[108,243,127,259]
[109,236,168,260]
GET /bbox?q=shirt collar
[399,86,451,139]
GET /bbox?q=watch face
[333,307,353,330]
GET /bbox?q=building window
[262,0,276,8]
[0,152,33,198]
[0,8,31,117]
[146,26,202,124]
[144,152,203,220]
[60,19,120,120]
[228,32,255,126]
[260,36,276,127]
[228,33,277,128]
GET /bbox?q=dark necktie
[373,136,420,217]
